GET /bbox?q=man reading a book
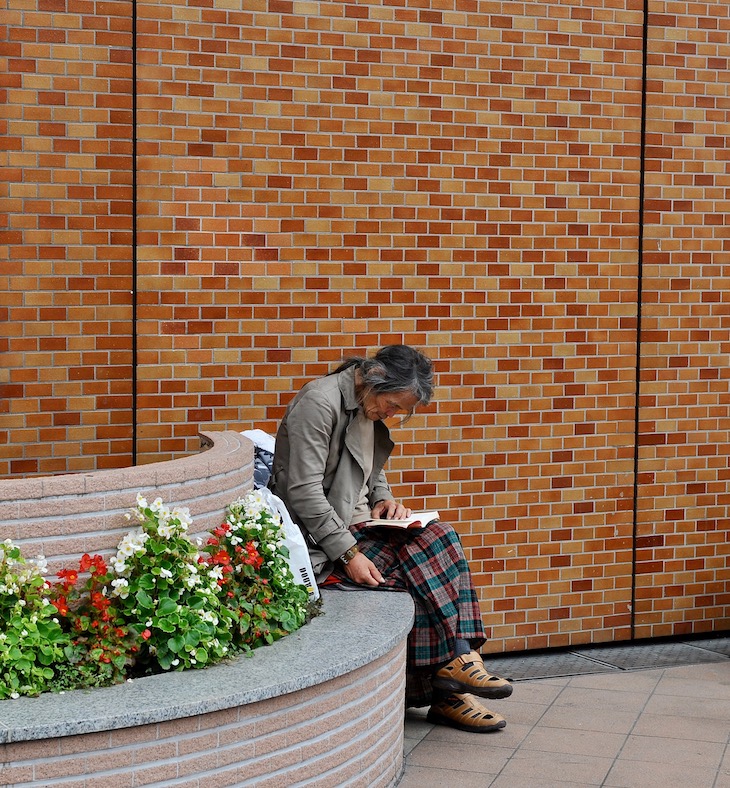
[271,344,513,733]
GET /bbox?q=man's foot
[426,692,506,733]
[433,651,513,699]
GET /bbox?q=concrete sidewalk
[400,638,730,787]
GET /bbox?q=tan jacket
[271,365,394,579]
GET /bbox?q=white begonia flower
[159,567,173,579]
[110,578,129,598]
[117,542,134,558]
[208,566,224,581]
[173,507,192,530]
[157,524,174,539]
[112,559,128,575]
[136,493,148,509]
[199,610,218,625]
[115,530,149,564]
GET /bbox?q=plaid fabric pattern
[340,519,487,708]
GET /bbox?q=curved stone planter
[0,590,414,787]
[0,435,415,787]
[0,430,253,570]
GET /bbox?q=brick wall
[2,0,728,650]
[635,2,730,638]
[2,0,135,475]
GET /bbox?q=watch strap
[339,545,359,565]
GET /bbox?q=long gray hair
[331,344,434,411]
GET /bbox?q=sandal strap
[427,692,506,732]
[433,650,513,699]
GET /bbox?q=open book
[364,511,440,530]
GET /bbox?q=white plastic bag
[259,487,320,601]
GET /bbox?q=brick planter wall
[0,591,412,788]
[0,431,253,569]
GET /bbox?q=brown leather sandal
[433,651,513,699]
[426,692,506,733]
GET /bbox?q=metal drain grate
[482,637,730,681]
[572,641,729,671]
[684,637,730,659]
[483,651,618,681]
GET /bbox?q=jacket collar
[338,365,361,413]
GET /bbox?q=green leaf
[157,651,173,670]
[194,648,208,664]
[167,635,185,653]
[156,618,176,633]
[157,597,178,616]
[112,654,126,670]
[36,622,54,638]
[4,631,19,646]
[136,589,154,610]
[138,573,156,590]
[148,540,168,556]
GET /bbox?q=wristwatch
[339,545,359,565]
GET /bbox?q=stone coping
[0,430,254,566]
[0,431,251,502]
[0,589,414,744]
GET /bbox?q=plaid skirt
[336,519,487,708]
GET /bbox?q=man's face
[361,390,420,421]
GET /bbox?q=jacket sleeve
[278,389,357,561]
[369,469,392,508]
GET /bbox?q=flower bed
[1,489,311,699]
